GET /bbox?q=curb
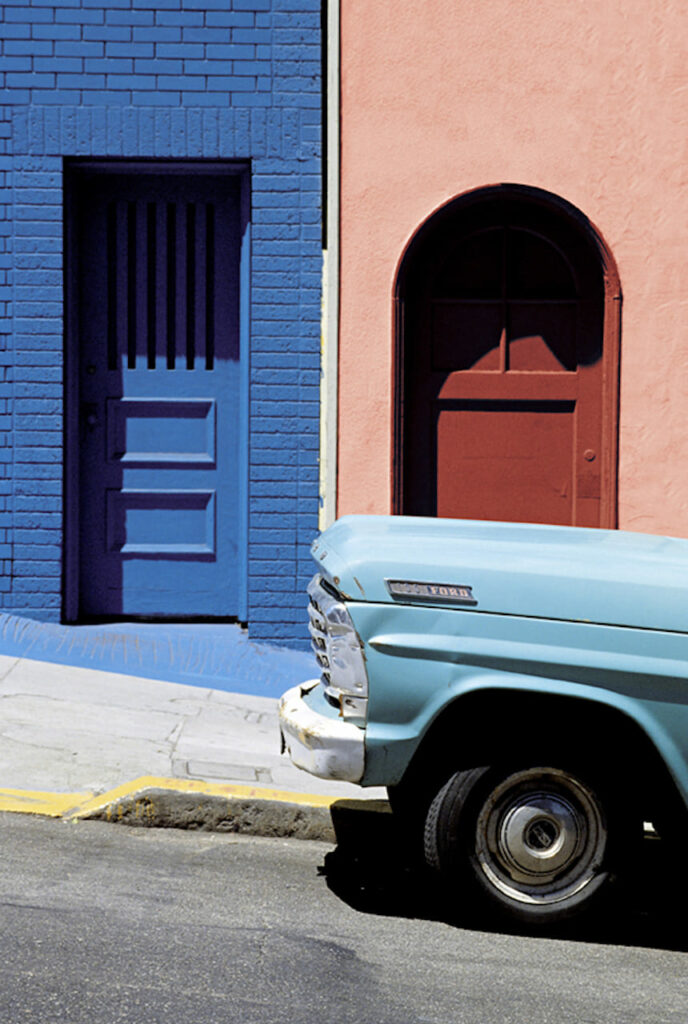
[0,777,391,844]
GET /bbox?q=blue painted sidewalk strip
[0,615,313,698]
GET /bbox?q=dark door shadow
[319,800,686,953]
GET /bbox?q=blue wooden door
[74,169,244,618]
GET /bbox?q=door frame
[63,158,251,623]
[391,183,621,527]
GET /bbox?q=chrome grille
[306,573,369,724]
[308,589,332,685]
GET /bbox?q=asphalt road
[0,813,685,1024]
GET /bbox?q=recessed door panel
[107,399,216,465]
[436,402,575,523]
[71,167,244,618]
[106,490,216,556]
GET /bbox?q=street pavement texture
[1,816,685,1024]
[0,620,388,841]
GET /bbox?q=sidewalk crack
[166,718,185,756]
[0,657,21,683]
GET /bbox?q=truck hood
[312,516,688,634]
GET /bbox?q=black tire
[387,780,438,865]
[424,764,612,925]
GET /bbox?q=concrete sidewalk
[0,649,388,843]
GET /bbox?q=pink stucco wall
[337,0,688,535]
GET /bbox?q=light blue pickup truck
[279,515,688,924]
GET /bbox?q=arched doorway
[394,186,620,527]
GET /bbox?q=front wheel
[424,764,612,925]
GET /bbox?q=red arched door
[396,189,619,527]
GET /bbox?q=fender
[361,630,688,803]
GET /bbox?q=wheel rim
[474,768,607,906]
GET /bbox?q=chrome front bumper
[278,680,365,783]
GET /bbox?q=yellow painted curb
[69,776,338,820]
[0,788,92,817]
[0,776,338,822]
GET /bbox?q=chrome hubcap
[475,768,607,906]
[498,793,580,879]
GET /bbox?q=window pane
[431,301,502,370]
[508,229,577,299]
[433,228,503,299]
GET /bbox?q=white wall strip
[319,0,340,531]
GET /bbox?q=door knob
[82,403,99,430]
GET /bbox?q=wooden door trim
[437,371,579,402]
[391,184,621,527]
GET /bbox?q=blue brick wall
[0,1,321,647]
